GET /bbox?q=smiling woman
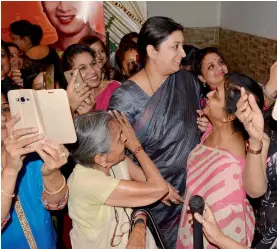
[62,44,120,115]
[109,16,202,248]
[41,1,104,51]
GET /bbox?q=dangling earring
[203,82,206,88]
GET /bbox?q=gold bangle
[1,189,15,198]
[43,175,66,195]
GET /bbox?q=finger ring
[59,152,66,157]
[172,200,176,203]
[9,134,15,140]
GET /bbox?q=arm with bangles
[1,114,44,229]
[1,114,70,229]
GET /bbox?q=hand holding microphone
[189,195,205,249]
[190,198,226,247]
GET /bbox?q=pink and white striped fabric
[177,143,255,249]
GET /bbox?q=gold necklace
[144,68,155,94]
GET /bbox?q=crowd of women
[1,15,277,249]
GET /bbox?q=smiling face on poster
[1,1,105,52]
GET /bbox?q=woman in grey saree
[109,17,202,248]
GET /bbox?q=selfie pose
[63,44,120,115]
[1,89,69,249]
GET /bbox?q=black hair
[193,47,224,76]
[21,63,49,89]
[263,104,277,157]
[1,40,11,58]
[137,16,184,67]
[10,20,43,46]
[5,42,20,52]
[115,40,138,71]
[78,36,121,81]
[79,35,109,57]
[1,84,9,101]
[224,72,264,139]
[119,32,139,47]
[62,44,95,72]
[181,45,199,67]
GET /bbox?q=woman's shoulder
[220,136,246,164]
[176,69,200,90]
[68,164,116,186]
[107,80,121,89]
[111,79,139,97]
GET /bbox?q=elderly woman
[68,111,169,249]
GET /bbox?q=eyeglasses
[1,103,11,116]
[110,207,131,247]
[109,168,131,247]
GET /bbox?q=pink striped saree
[177,139,255,249]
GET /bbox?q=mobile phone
[8,89,77,145]
[272,100,277,121]
[64,69,85,90]
[43,64,55,89]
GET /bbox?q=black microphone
[189,195,205,249]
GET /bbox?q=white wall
[147,1,221,27]
[221,2,277,40]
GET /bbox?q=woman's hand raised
[110,110,141,153]
[235,87,264,142]
[66,69,91,112]
[2,113,44,174]
[38,140,69,177]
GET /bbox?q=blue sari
[109,70,201,248]
[1,154,57,249]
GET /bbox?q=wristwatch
[246,140,263,155]
[134,218,146,226]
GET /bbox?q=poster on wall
[1,1,105,52]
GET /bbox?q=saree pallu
[109,70,201,248]
[177,144,255,249]
[95,80,121,111]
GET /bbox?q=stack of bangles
[43,175,66,195]
[1,176,67,198]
